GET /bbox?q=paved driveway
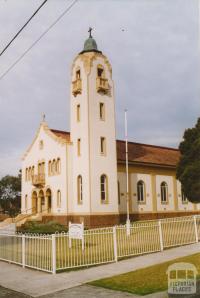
[1,283,200,298]
[0,285,166,298]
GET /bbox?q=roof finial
[42,113,46,122]
[88,27,92,38]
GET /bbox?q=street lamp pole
[125,109,130,235]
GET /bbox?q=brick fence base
[41,211,200,228]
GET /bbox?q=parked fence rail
[0,215,200,273]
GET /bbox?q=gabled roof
[50,129,180,168]
[50,129,70,142]
[117,140,180,167]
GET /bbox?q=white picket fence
[0,215,200,274]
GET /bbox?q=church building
[21,31,200,227]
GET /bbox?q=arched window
[137,180,145,202]
[41,162,45,174]
[57,190,61,208]
[76,67,81,80]
[48,161,51,176]
[77,104,80,122]
[181,188,187,203]
[31,166,34,178]
[77,139,81,156]
[100,137,106,155]
[77,175,83,203]
[25,195,28,211]
[57,158,61,174]
[99,102,105,120]
[118,181,120,205]
[161,182,168,203]
[39,140,44,150]
[28,167,31,181]
[52,159,56,175]
[97,64,105,78]
[25,168,28,181]
[100,174,108,202]
[38,163,41,175]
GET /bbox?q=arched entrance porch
[46,189,52,213]
[38,190,45,213]
[32,191,38,214]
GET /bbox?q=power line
[0,0,48,57]
[0,0,78,81]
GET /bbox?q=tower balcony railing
[96,77,109,93]
[32,174,45,187]
[72,78,82,96]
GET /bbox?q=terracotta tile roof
[51,129,180,167]
[50,129,70,142]
[117,140,180,167]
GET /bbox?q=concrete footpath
[0,243,199,297]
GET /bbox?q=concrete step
[26,215,42,222]
[0,217,13,228]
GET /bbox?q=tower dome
[80,28,102,54]
[83,37,98,51]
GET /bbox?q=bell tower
[70,29,119,224]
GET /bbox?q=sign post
[69,222,84,250]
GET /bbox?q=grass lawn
[89,253,200,296]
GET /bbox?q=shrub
[19,221,68,234]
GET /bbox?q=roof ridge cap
[117,139,179,151]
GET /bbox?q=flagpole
[125,109,130,235]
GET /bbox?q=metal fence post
[158,220,164,251]
[52,234,56,274]
[22,234,25,268]
[193,216,198,243]
[113,226,118,262]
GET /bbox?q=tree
[0,170,21,216]
[176,118,200,203]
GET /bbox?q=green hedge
[18,221,68,234]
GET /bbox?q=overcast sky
[0,0,200,177]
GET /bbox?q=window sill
[100,153,106,157]
[101,200,109,204]
[137,201,146,205]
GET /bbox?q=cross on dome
[88,27,93,38]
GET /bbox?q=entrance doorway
[32,191,38,214]
[46,189,52,213]
[39,190,45,213]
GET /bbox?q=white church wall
[117,172,127,213]
[66,144,73,213]
[22,124,68,214]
